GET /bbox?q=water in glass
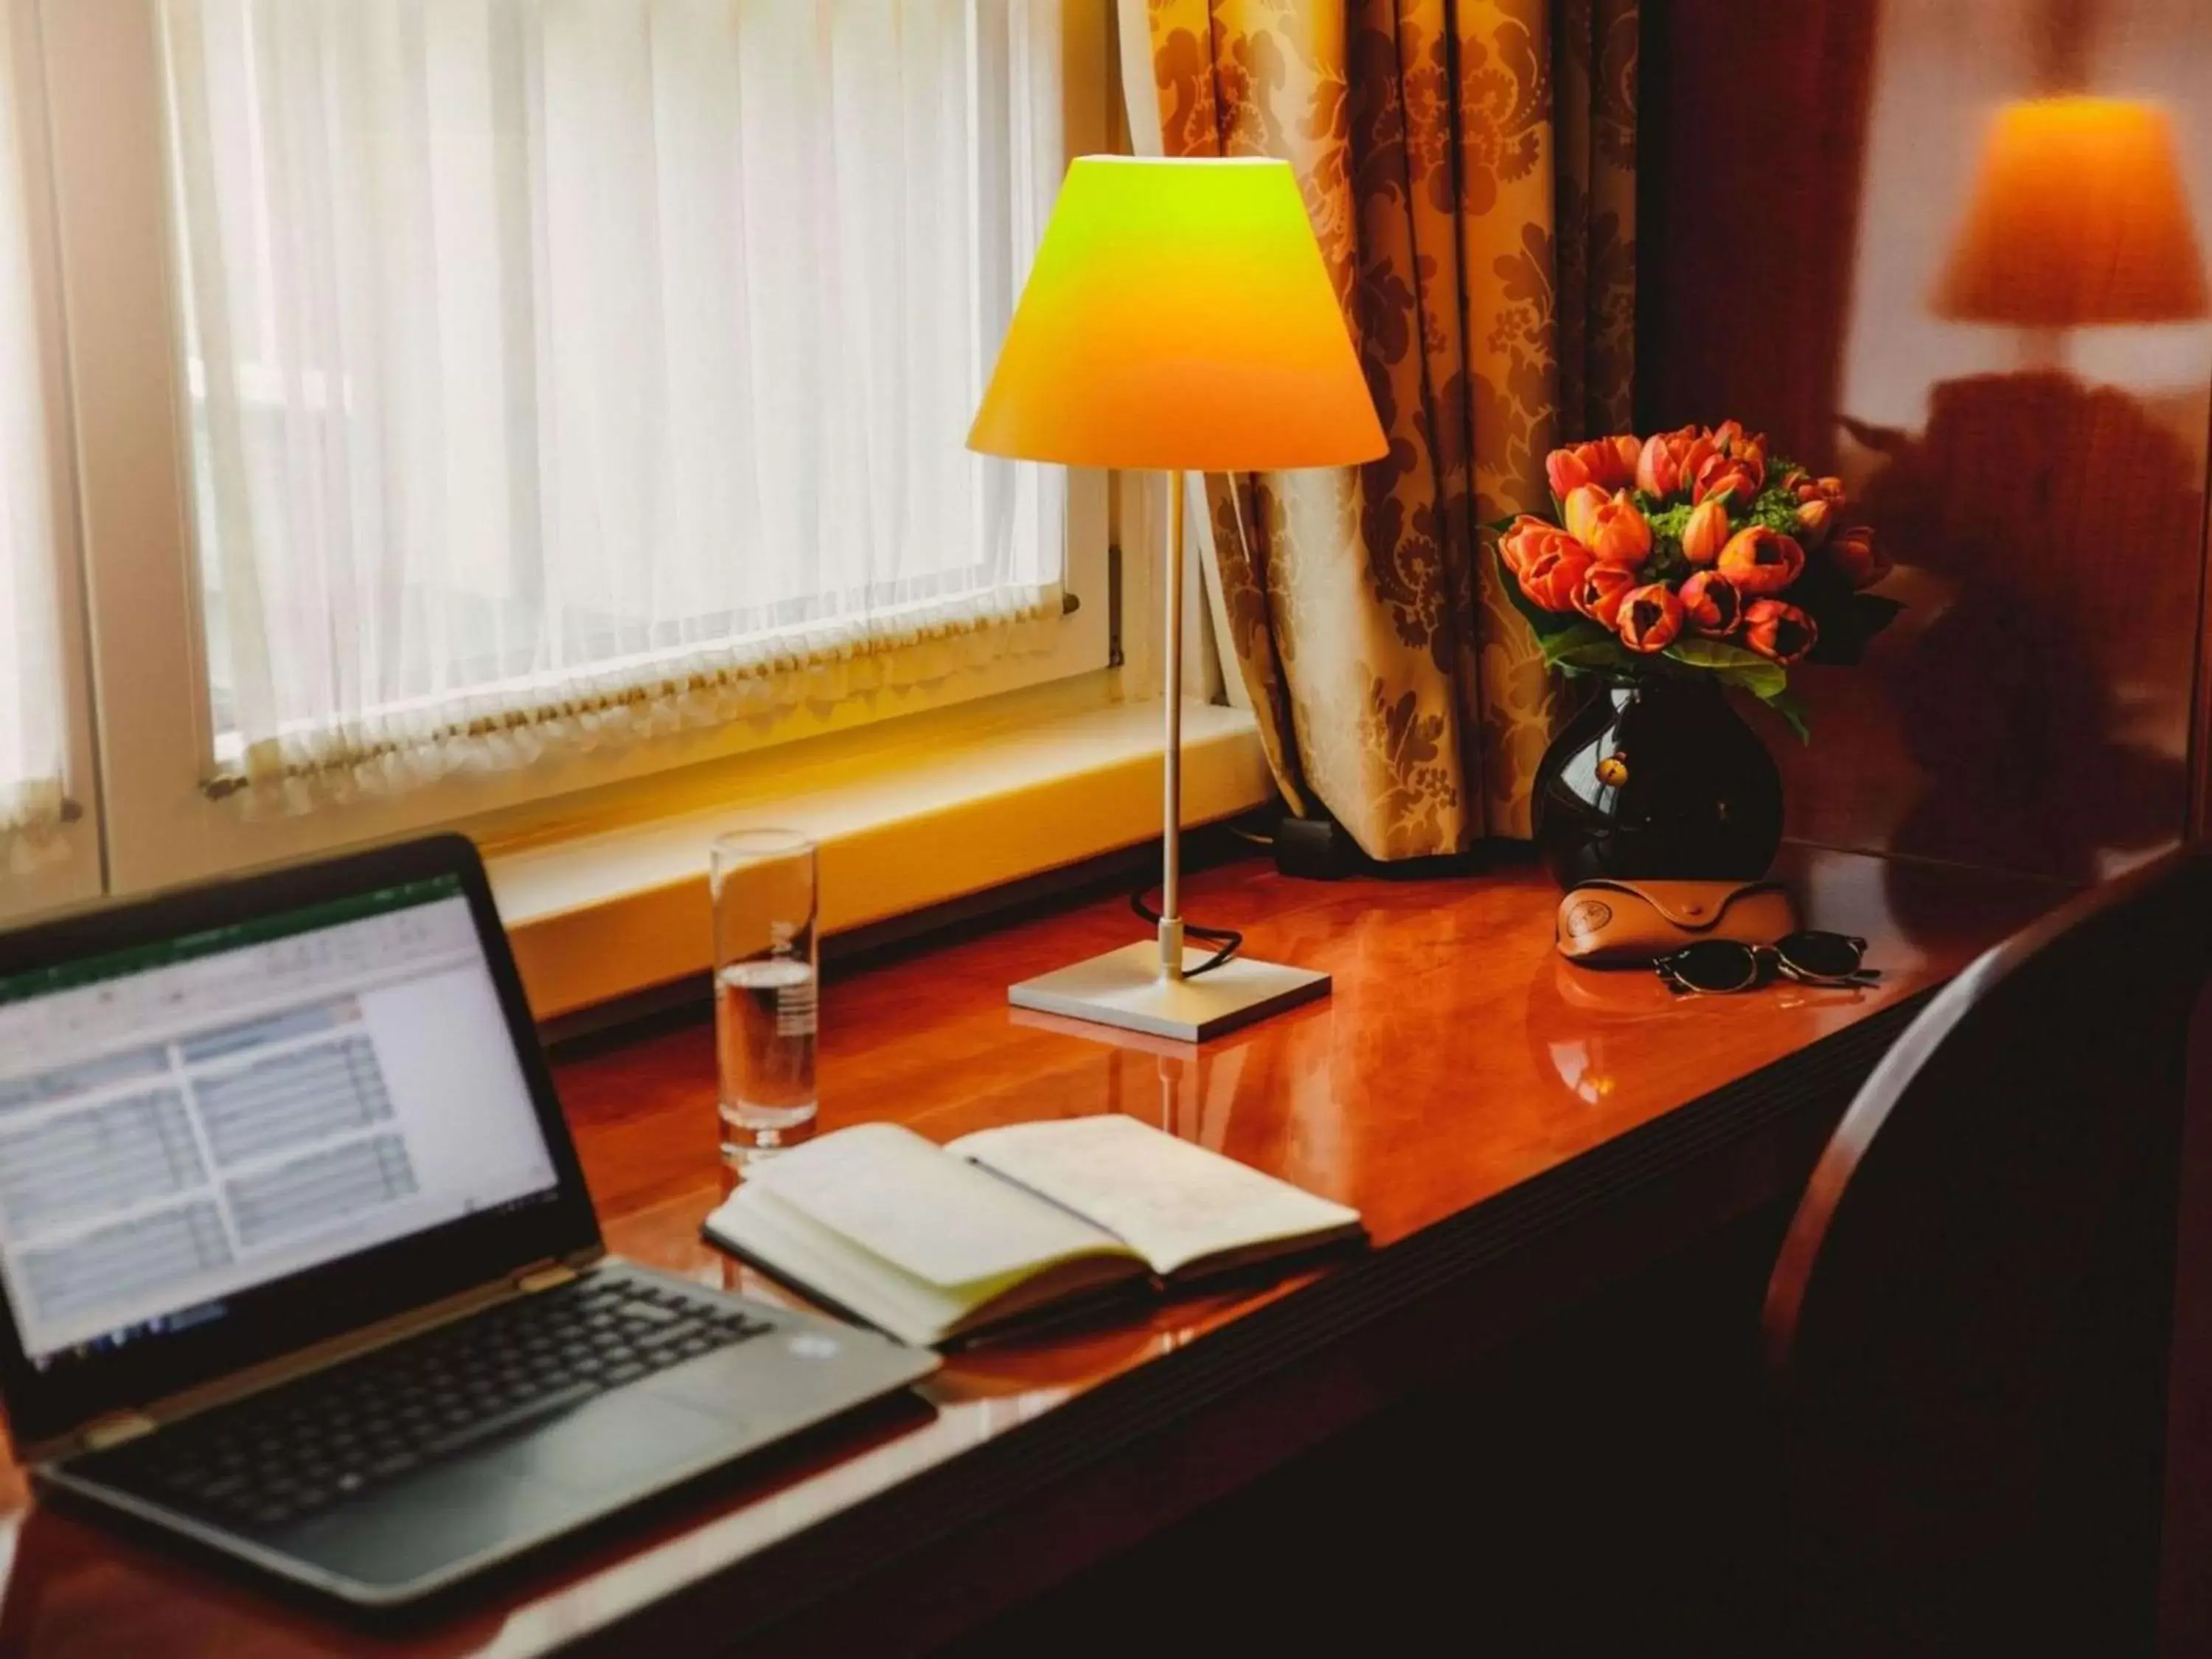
[716,958,817,1152]
[710,830,819,1164]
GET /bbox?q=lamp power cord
[1129,890,1242,978]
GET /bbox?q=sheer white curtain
[0,7,69,842]
[159,0,1066,798]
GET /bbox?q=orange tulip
[1828,524,1891,590]
[1545,450,1585,501]
[1680,496,1731,566]
[1718,422,1767,467]
[1744,599,1818,664]
[1576,561,1639,627]
[1561,483,1609,547]
[1615,582,1685,653]
[1678,570,1744,636]
[1633,433,1675,498]
[1717,526,1805,597]
[1634,425,1714,500]
[1500,514,1562,576]
[1794,473,1847,512]
[1794,496,1834,548]
[1581,489,1652,567]
[1685,420,1769,505]
[1519,540,1593,613]
[1599,434,1643,484]
[1691,451,1764,506]
[1545,435,1640,501]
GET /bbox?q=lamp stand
[1007,469,1332,1042]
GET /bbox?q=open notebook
[703,1116,1365,1349]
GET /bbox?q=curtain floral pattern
[1129,0,1636,851]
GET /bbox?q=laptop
[0,833,936,1608]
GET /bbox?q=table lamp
[1934,96,2208,362]
[968,156,1387,1040]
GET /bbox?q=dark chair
[1764,847,2212,1657]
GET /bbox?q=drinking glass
[710,830,818,1164]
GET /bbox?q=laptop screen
[0,873,563,1371]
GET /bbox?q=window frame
[38,0,1115,898]
[0,0,100,921]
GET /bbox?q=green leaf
[1747,493,1806,535]
[1663,636,1767,671]
[1663,637,1787,699]
[1759,686,1813,743]
[1547,631,1641,676]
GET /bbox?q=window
[26,0,1111,899]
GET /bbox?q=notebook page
[707,1183,975,1349]
[741,1121,1126,1290]
[946,1115,1363,1279]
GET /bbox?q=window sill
[481,680,1274,1019]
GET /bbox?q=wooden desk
[0,850,2066,1656]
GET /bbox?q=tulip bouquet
[1493,422,1900,737]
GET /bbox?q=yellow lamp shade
[967,156,1388,472]
[1935,97,2209,327]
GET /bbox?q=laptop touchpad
[279,1458,557,1589]
[492,1389,736,1498]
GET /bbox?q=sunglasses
[1653,931,1874,995]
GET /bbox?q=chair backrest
[1764,847,2212,1658]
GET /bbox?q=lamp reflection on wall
[1934,96,2209,365]
[967,156,1387,1041]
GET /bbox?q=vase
[1531,676,1784,889]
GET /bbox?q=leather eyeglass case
[1555,879,1800,967]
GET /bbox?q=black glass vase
[1531,676,1784,889]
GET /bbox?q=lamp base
[1008,942,1331,1043]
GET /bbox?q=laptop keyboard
[111,1276,774,1533]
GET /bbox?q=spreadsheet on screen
[0,878,559,1366]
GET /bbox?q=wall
[1641,0,2212,884]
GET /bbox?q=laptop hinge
[80,1411,158,1453]
[514,1260,581,1294]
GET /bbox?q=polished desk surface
[0,849,2067,1656]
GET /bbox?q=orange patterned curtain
[1126,0,1637,851]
